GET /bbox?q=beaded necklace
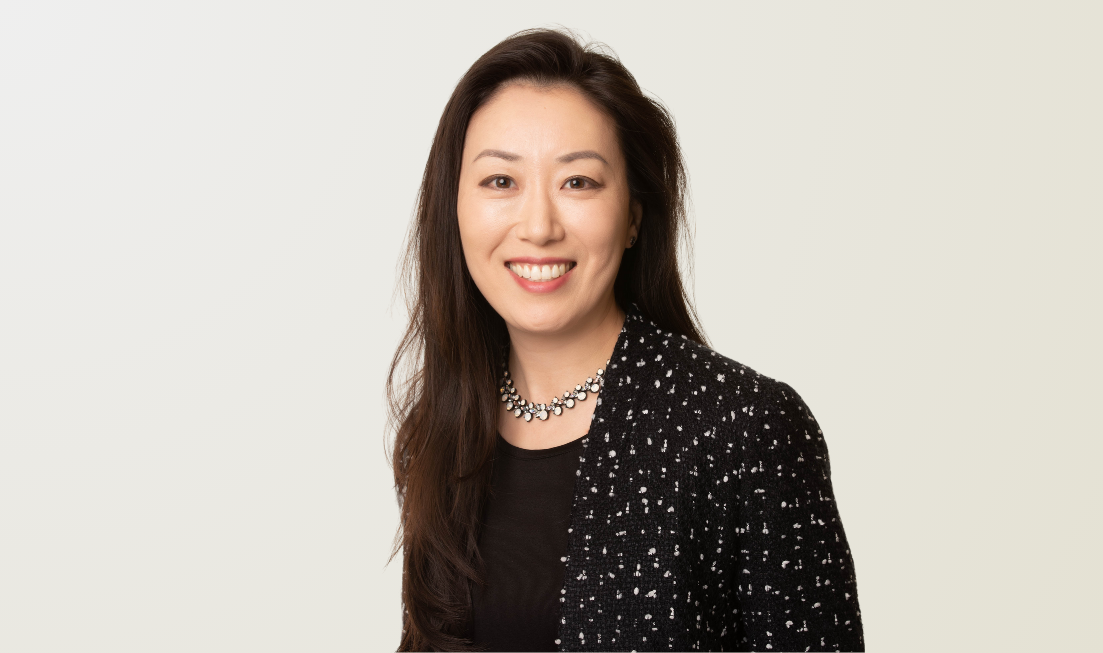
[499,361,608,422]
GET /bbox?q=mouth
[505,260,577,282]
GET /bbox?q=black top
[458,308,861,651]
[471,433,585,652]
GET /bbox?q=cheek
[567,200,628,268]
[456,189,487,253]
[457,191,509,270]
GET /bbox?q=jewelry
[499,361,608,422]
[629,236,636,246]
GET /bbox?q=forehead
[463,83,622,163]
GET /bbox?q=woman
[389,29,863,652]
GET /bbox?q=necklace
[499,360,608,422]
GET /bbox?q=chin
[505,299,580,335]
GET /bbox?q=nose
[515,184,564,246]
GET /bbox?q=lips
[506,260,576,281]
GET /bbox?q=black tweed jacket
[556,309,863,651]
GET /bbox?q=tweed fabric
[556,310,863,651]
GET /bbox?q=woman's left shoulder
[623,312,818,431]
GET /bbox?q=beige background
[1,2,1099,650]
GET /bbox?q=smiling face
[457,83,641,336]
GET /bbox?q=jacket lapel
[558,312,686,651]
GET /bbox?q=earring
[629,236,636,247]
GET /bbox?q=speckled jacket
[556,309,863,651]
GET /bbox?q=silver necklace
[499,360,608,422]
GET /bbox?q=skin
[457,83,642,450]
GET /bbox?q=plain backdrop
[1,2,1099,651]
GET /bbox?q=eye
[564,177,598,190]
[490,176,513,189]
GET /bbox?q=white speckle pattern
[556,309,863,651]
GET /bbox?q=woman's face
[457,83,640,336]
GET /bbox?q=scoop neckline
[495,432,586,460]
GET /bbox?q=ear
[627,199,643,247]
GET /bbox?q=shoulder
[618,310,814,427]
[611,310,827,470]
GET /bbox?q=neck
[506,298,625,403]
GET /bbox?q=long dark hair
[388,28,706,651]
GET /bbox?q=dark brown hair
[388,28,706,651]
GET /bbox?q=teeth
[508,262,575,280]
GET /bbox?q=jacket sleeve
[733,380,864,651]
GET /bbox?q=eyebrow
[471,149,610,166]
[556,150,609,165]
[473,149,521,162]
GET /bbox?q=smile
[506,261,576,281]
[505,259,576,294]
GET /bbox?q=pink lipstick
[505,258,576,293]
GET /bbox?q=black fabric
[554,309,863,651]
[471,433,585,652]
[464,307,862,651]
